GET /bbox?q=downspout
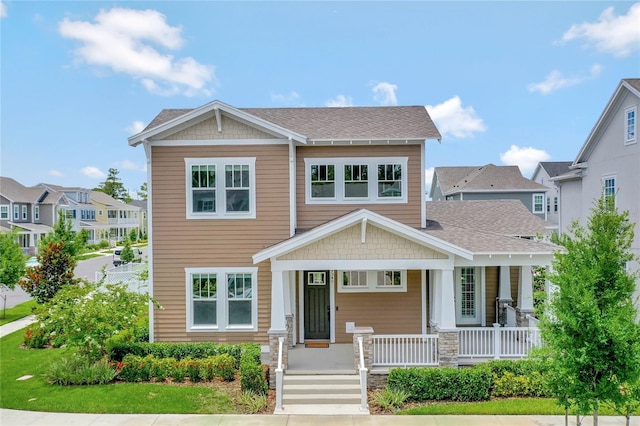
[288,137,296,237]
[143,139,154,343]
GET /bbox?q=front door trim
[298,270,335,343]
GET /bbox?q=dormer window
[625,105,636,145]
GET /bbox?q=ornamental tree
[539,196,640,425]
[19,241,79,303]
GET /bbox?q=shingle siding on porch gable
[165,115,277,140]
[279,222,448,261]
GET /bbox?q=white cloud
[499,145,550,176]
[271,91,300,105]
[58,8,215,97]
[326,95,353,107]
[425,96,487,139]
[80,166,107,179]
[528,64,602,95]
[560,3,640,57]
[1,2,7,18]
[372,82,398,106]
[116,160,146,172]
[48,170,64,177]
[126,120,146,135]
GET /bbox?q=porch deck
[287,344,355,373]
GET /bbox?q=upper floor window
[34,206,40,221]
[603,175,616,210]
[554,197,558,212]
[21,205,27,220]
[1,205,9,220]
[186,158,256,219]
[13,205,19,220]
[625,105,636,145]
[305,157,408,204]
[532,194,544,214]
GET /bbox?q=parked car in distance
[113,247,143,266]
[25,256,41,269]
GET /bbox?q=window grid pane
[344,164,368,198]
[604,177,616,209]
[342,271,367,287]
[311,164,335,198]
[192,165,216,213]
[627,109,636,141]
[377,271,401,287]
[227,273,252,326]
[225,164,250,212]
[377,164,402,198]
[460,267,476,318]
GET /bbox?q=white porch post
[440,268,456,329]
[498,266,513,325]
[435,267,458,367]
[270,270,287,332]
[268,268,288,389]
[517,266,535,327]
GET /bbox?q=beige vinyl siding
[510,266,520,309]
[296,144,423,229]
[151,144,290,342]
[334,270,422,343]
[485,266,498,326]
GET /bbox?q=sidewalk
[0,409,635,425]
[0,315,36,338]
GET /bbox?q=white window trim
[532,193,544,214]
[337,270,407,293]
[0,205,8,220]
[34,206,40,221]
[185,267,258,332]
[602,174,617,209]
[305,157,408,204]
[21,205,27,220]
[13,205,19,220]
[455,266,481,325]
[625,105,637,146]
[185,157,256,220]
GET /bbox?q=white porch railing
[459,325,541,360]
[357,336,368,412]
[275,336,284,413]
[95,263,148,293]
[372,334,439,367]
[505,305,517,327]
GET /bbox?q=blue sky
[1,1,639,199]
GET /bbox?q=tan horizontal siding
[510,266,520,309]
[151,144,289,342]
[485,266,498,325]
[334,270,422,343]
[296,145,423,229]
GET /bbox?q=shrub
[237,390,268,414]
[150,357,175,382]
[47,354,117,385]
[118,354,152,382]
[201,353,237,381]
[387,366,491,402]
[493,371,548,397]
[240,346,267,395]
[372,386,410,412]
[108,341,248,366]
[23,326,48,348]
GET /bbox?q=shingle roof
[434,164,547,195]
[0,177,46,203]
[426,200,551,237]
[538,162,572,178]
[91,191,139,209]
[144,105,441,141]
[624,78,640,92]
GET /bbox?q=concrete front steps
[276,373,369,415]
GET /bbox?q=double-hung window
[21,205,27,220]
[13,205,19,220]
[186,158,256,219]
[306,157,408,204]
[532,194,544,214]
[603,175,616,210]
[186,267,257,332]
[34,206,39,221]
[625,105,636,145]
[0,205,8,220]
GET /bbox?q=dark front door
[304,270,331,340]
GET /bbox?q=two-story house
[430,164,550,220]
[91,190,141,244]
[552,78,640,302]
[1,177,56,254]
[530,162,572,228]
[128,101,557,383]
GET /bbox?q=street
[1,247,148,309]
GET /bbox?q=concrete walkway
[0,409,636,425]
[0,315,36,338]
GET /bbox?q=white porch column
[499,266,513,302]
[431,270,442,328]
[517,266,534,311]
[439,268,456,329]
[270,270,287,332]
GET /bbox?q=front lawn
[0,330,239,414]
[0,300,37,326]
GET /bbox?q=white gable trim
[128,100,307,146]
[252,208,473,264]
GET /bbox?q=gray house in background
[530,161,572,228]
[552,78,640,302]
[429,164,549,220]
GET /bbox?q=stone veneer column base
[516,309,535,327]
[268,330,288,389]
[353,327,374,370]
[435,327,459,367]
[285,314,294,348]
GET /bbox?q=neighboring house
[91,190,141,244]
[530,162,572,227]
[430,164,550,219]
[128,100,557,381]
[37,183,100,244]
[0,176,55,254]
[129,199,148,239]
[552,78,640,302]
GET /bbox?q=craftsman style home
[128,101,557,399]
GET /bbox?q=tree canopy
[94,168,132,203]
[0,230,25,290]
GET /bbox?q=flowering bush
[25,282,156,360]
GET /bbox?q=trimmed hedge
[116,353,237,383]
[240,345,267,395]
[388,367,492,402]
[487,359,552,398]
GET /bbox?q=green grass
[0,330,238,414]
[0,300,37,326]
[76,253,105,261]
[398,398,634,416]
